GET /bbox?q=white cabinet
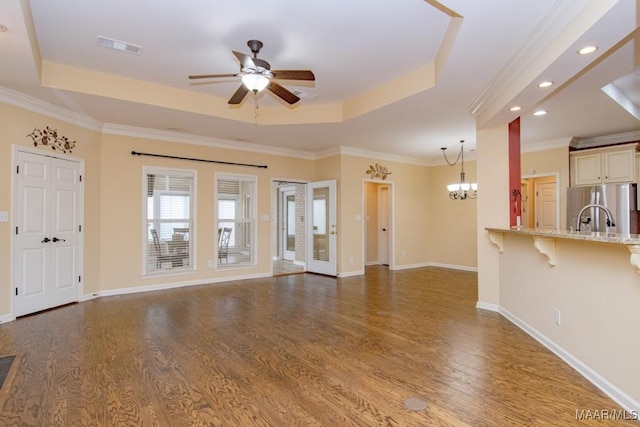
[570,144,638,186]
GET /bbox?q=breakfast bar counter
[485,227,640,271]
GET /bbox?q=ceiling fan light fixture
[242,74,270,93]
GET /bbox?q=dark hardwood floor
[0,266,634,426]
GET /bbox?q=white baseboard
[475,301,500,312]
[499,307,640,414]
[429,262,478,272]
[365,261,380,266]
[390,262,430,271]
[0,313,16,324]
[338,270,364,278]
[81,293,100,302]
[293,260,305,267]
[96,272,272,298]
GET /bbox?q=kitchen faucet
[576,204,616,232]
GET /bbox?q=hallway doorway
[364,181,394,268]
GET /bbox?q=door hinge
[79,175,82,182]
[15,226,18,235]
[79,225,82,232]
[16,165,19,174]
[15,288,18,296]
[78,275,81,283]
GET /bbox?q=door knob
[41,237,51,243]
[52,237,66,242]
[382,228,387,231]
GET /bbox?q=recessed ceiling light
[538,81,553,88]
[0,24,8,32]
[509,106,522,112]
[533,110,547,116]
[578,46,598,55]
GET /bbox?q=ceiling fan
[189,40,315,105]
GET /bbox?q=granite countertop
[485,227,640,245]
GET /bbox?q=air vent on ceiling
[97,36,141,54]
[291,89,318,100]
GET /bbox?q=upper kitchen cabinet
[570,143,638,186]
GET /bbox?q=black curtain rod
[274,179,308,185]
[131,151,268,169]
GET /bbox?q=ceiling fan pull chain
[254,99,260,122]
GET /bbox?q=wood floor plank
[0,266,636,426]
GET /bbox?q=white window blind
[144,170,195,274]
[216,175,256,266]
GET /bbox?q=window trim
[142,166,197,276]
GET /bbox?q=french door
[306,180,337,276]
[280,188,296,261]
[13,149,83,316]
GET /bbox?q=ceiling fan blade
[228,84,250,105]
[271,70,315,81]
[189,73,238,79]
[233,51,256,70]
[268,81,300,105]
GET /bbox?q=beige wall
[428,161,477,269]
[476,125,510,306]
[499,233,640,407]
[1,98,575,319]
[0,103,102,315]
[338,155,431,274]
[98,133,317,292]
[521,147,570,230]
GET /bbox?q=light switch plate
[261,214,269,221]
[0,211,8,222]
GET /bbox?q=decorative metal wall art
[27,126,76,154]
[365,163,392,180]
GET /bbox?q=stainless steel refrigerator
[567,184,638,234]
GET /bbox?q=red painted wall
[509,117,521,227]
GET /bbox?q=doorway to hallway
[364,181,394,268]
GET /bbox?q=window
[216,174,256,266]
[144,168,196,274]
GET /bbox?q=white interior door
[14,150,82,316]
[378,185,390,265]
[306,180,337,276]
[280,188,295,261]
[535,182,557,230]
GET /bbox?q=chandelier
[441,140,477,200]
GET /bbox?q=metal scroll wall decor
[27,126,76,154]
[365,163,392,180]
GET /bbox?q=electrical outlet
[554,309,561,326]
[207,260,214,268]
[349,257,354,264]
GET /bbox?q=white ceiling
[0,0,638,163]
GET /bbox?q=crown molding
[101,124,317,160]
[570,130,640,150]
[468,0,592,118]
[0,86,103,131]
[313,146,342,160]
[521,137,573,153]
[336,146,431,166]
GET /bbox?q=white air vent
[97,36,141,54]
[291,89,318,100]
